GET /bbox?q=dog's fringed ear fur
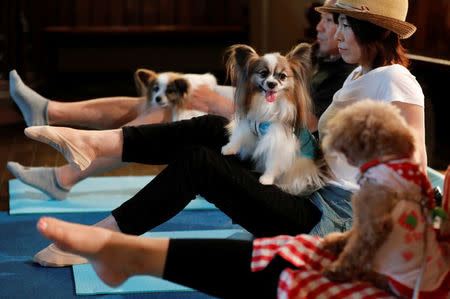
[286,43,312,79]
[286,43,313,131]
[134,69,157,96]
[174,78,189,95]
[225,44,258,85]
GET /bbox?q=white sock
[9,70,49,126]
[7,162,69,201]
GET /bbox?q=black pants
[112,115,321,237]
[164,238,294,299]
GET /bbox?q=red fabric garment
[360,158,435,209]
[252,234,396,299]
[252,234,450,298]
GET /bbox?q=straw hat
[315,0,416,39]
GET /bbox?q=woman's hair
[333,14,409,68]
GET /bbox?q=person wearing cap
[30,0,439,297]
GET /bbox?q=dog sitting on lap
[135,69,217,121]
[222,43,328,195]
[321,100,450,297]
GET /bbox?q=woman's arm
[185,85,235,119]
[391,101,427,170]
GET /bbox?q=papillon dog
[135,69,217,121]
[221,43,327,195]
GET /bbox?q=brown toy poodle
[320,100,450,297]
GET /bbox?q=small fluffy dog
[134,69,217,121]
[321,100,450,296]
[221,43,327,195]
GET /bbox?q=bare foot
[33,215,121,267]
[25,126,96,170]
[37,217,169,287]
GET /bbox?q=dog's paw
[259,174,274,185]
[322,263,353,282]
[221,143,239,155]
[321,232,348,255]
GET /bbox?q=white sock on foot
[9,70,49,126]
[7,162,70,200]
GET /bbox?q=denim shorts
[308,185,354,237]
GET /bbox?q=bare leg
[48,98,172,129]
[10,69,169,129]
[55,158,126,188]
[24,126,123,170]
[48,97,147,129]
[36,217,168,286]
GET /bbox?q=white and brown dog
[221,43,327,195]
[135,69,217,121]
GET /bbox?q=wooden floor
[0,123,165,212]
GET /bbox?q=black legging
[164,238,294,299]
[112,115,321,238]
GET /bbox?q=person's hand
[185,85,218,113]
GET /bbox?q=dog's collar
[359,156,435,210]
[248,120,318,160]
[248,120,271,137]
[359,154,409,173]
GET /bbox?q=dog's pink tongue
[265,91,277,102]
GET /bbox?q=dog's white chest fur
[223,115,324,195]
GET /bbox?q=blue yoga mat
[9,176,216,215]
[0,210,244,299]
[73,229,250,295]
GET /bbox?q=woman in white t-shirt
[316,8,427,193]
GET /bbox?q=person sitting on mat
[27,0,427,270]
[7,0,353,202]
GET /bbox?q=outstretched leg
[9,69,170,129]
[23,115,230,170]
[37,217,289,298]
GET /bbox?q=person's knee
[177,146,218,170]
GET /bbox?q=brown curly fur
[320,100,420,294]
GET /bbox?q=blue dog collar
[248,120,318,160]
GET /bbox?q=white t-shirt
[318,64,425,191]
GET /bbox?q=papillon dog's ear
[286,43,312,76]
[174,78,189,95]
[134,69,157,96]
[225,44,258,85]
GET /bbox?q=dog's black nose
[267,81,277,89]
[155,96,161,103]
